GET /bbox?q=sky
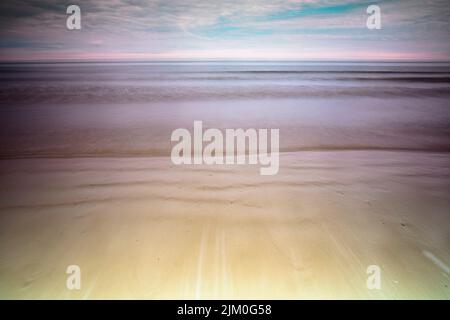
[0,0,449,61]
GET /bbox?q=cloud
[0,0,449,60]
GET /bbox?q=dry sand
[0,151,449,299]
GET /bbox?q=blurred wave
[1,62,450,104]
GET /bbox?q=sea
[0,61,449,158]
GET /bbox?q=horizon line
[2,58,450,64]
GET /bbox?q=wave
[1,84,450,105]
[1,146,449,160]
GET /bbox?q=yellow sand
[0,151,449,299]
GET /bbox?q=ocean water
[0,61,449,158]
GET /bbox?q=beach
[0,62,449,299]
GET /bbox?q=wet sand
[0,151,449,299]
